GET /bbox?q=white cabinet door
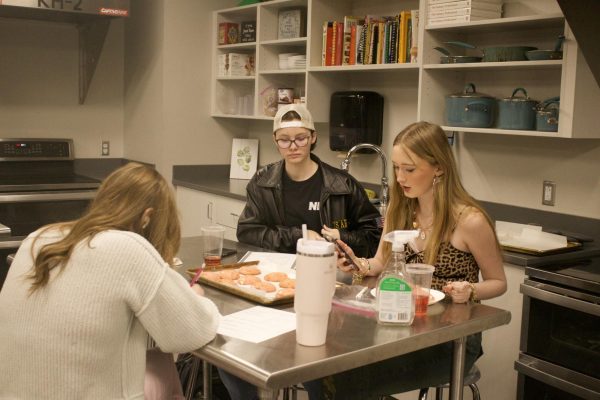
[176,186,215,237]
[177,187,246,241]
[214,196,246,242]
[478,263,525,400]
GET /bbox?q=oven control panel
[0,139,73,160]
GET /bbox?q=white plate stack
[278,53,306,69]
[428,0,503,26]
[287,54,306,69]
[278,53,299,69]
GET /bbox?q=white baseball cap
[272,103,315,133]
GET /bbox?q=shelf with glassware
[419,4,600,139]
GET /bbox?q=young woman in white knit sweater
[0,163,221,400]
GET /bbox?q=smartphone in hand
[325,236,360,271]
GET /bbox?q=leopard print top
[405,243,479,291]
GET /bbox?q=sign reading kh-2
[0,0,130,16]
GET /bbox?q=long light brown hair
[28,162,181,293]
[383,122,498,264]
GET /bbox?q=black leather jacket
[237,155,382,257]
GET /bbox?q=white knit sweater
[0,229,221,399]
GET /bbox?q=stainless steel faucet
[340,143,389,217]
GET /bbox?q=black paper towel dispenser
[329,91,383,152]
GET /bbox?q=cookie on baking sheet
[279,278,296,288]
[264,272,288,282]
[238,275,261,286]
[253,281,276,292]
[239,265,261,275]
[220,269,240,280]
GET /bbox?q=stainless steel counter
[177,237,511,400]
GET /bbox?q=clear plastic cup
[201,226,225,267]
[405,263,435,316]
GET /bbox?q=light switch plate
[101,141,110,156]
[542,181,556,206]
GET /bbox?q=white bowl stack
[278,53,306,69]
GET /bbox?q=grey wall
[0,17,124,157]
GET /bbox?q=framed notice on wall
[230,139,259,180]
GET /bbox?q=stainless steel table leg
[449,336,467,400]
[257,387,279,400]
[202,360,212,400]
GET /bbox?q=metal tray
[186,268,294,306]
[501,241,583,256]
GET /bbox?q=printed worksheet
[217,306,296,343]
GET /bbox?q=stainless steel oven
[0,139,100,289]
[515,257,600,400]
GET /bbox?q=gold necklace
[413,212,433,240]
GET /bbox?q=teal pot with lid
[445,83,496,128]
[497,87,538,130]
[535,96,560,132]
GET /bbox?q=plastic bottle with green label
[376,230,419,325]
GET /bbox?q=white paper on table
[239,251,297,271]
[217,306,296,343]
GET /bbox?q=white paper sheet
[496,220,567,251]
[217,306,296,343]
[239,251,297,271]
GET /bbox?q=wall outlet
[101,141,110,156]
[542,180,556,206]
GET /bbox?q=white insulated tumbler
[294,239,336,346]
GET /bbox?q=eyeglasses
[275,134,311,149]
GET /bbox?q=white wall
[0,17,124,157]
[457,133,600,218]
[123,0,239,181]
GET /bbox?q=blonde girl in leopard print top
[338,121,506,303]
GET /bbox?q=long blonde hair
[28,162,181,293]
[383,122,498,264]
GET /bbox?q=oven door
[0,190,95,289]
[516,280,600,399]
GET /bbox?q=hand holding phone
[325,236,360,271]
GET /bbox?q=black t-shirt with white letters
[282,167,323,233]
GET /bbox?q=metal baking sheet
[501,241,583,256]
[186,268,294,306]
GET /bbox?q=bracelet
[360,258,372,275]
[468,282,477,302]
[351,258,371,285]
[351,272,364,285]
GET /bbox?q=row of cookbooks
[321,10,419,67]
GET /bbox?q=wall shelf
[424,60,563,71]
[308,64,419,72]
[211,1,600,138]
[441,126,563,137]
[425,13,565,33]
